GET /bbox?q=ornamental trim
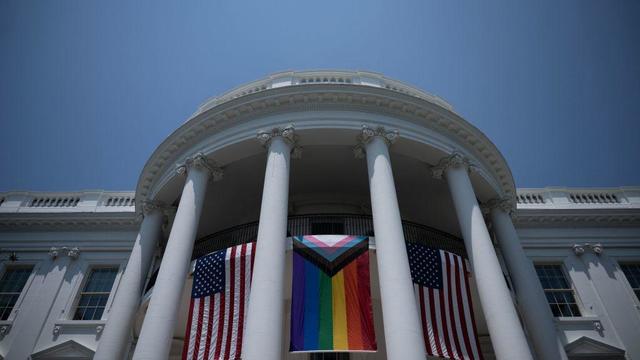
[256,125,302,158]
[353,125,399,158]
[176,153,224,181]
[431,153,474,179]
[135,85,517,206]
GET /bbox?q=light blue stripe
[298,236,367,261]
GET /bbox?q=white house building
[0,70,639,360]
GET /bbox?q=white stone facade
[0,71,638,359]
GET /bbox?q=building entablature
[514,187,640,227]
[0,191,137,230]
[135,70,517,214]
[3,187,640,228]
[0,190,136,214]
[194,70,456,115]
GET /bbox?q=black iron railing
[145,214,466,293]
[192,214,465,259]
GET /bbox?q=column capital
[141,200,172,216]
[482,197,515,216]
[257,125,302,158]
[176,153,224,181]
[353,125,399,158]
[430,152,475,179]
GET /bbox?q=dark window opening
[311,222,345,235]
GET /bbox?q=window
[311,222,345,235]
[309,353,350,360]
[0,267,33,320]
[535,264,581,317]
[73,267,118,320]
[620,263,640,301]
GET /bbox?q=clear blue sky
[1,0,639,191]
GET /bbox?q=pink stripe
[303,235,356,254]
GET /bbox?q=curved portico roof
[135,70,516,211]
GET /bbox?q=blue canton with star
[191,249,226,298]
[407,243,443,289]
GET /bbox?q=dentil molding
[134,82,516,207]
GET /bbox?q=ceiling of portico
[155,145,464,240]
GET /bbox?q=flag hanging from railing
[182,242,255,360]
[290,235,377,352]
[407,242,483,360]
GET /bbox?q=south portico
[95,131,560,359]
[94,71,566,359]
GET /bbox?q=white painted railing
[196,70,454,114]
[516,187,640,208]
[0,191,136,213]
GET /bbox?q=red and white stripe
[183,242,255,360]
[415,250,483,360]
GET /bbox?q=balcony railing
[145,214,465,294]
[192,214,465,259]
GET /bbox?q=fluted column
[133,154,222,360]
[485,199,567,360]
[243,126,297,360]
[94,201,165,360]
[432,154,533,360]
[355,125,427,360]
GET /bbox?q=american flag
[182,242,255,360]
[407,243,483,360]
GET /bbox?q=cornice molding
[0,213,138,230]
[513,210,640,227]
[134,82,516,209]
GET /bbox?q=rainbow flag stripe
[290,235,376,352]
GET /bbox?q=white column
[356,125,426,360]
[132,154,222,360]
[487,199,568,360]
[95,201,164,360]
[243,126,296,360]
[432,154,533,360]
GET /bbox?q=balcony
[144,214,465,294]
